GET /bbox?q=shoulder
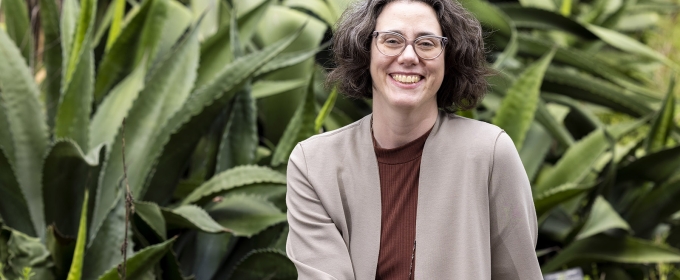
[440,113,503,138]
[433,113,506,151]
[290,115,368,164]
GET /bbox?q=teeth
[392,74,421,84]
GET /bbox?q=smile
[390,74,422,84]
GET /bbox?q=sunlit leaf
[576,196,630,240]
[536,120,644,192]
[65,191,89,280]
[645,76,676,153]
[542,235,680,273]
[493,49,555,150]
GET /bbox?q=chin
[385,96,425,110]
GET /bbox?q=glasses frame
[372,31,448,60]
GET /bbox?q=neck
[372,102,438,149]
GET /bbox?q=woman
[286,0,542,279]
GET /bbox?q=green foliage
[1,0,34,68]
[493,48,555,150]
[1,0,679,278]
[65,191,88,280]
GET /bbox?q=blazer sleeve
[488,132,543,279]
[286,144,355,280]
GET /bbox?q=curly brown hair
[326,0,491,112]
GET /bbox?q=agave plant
[0,0,338,278]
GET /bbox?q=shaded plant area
[0,0,679,279]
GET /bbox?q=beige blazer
[286,111,542,279]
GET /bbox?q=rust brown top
[373,127,432,280]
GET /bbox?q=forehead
[375,1,442,36]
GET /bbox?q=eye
[379,34,405,46]
[417,39,437,48]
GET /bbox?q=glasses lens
[376,33,405,56]
[375,33,444,59]
[414,37,443,59]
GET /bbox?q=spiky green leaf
[93,23,199,239]
[645,77,676,153]
[251,79,308,99]
[285,0,335,27]
[514,34,660,98]
[0,28,49,239]
[534,183,592,217]
[543,66,654,117]
[576,196,630,240]
[459,0,517,67]
[106,0,127,51]
[618,144,680,183]
[585,24,680,72]
[65,191,89,280]
[493,49,555,150]
[196,0,272,88]
[60,0,80,68]
[43,140,102,237]
[519,122,552,181]
[141,27,303,204]
[497,4,598,39]
[626,177,680,235]
[182,165,286,205]
[315,87,338,132]
[208,194,287,237]
[133,201,167,240]
[1,0,33,68]
[54,0,96,150]
[89,59,147,148]
[192,232,233,280]
[253,42,330,78]
[216,84,258,172]
[162,205,226,233]
[271,74,317,166]
[228,249,296,280]
[39,0,63,129]
[97,238,175,280]
[83,195,128,280]
[46,226,76,280]
[0,146,34,236]
[93,0,167,103]
[536,119,644,192]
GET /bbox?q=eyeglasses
[372,31,448,60]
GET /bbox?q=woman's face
[370,1,445,112]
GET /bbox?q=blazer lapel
[344,114,382,279]
[414,111,444,279]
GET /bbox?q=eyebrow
[386,30,439,37]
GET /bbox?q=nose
[397,44,419,65]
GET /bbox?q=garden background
[1,0,680,278]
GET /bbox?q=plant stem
[117,118,134,280]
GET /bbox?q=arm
[488,132,543,279]
[286,144,355,280]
